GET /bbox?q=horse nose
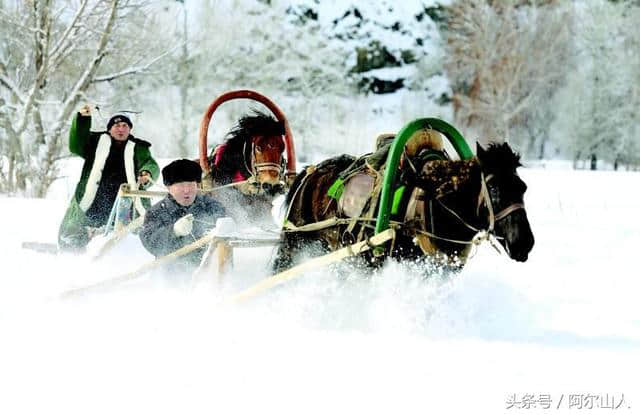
[259,171,280,183]
[261,182,285,195]
[512,250,529,262]
[512,227,534,262]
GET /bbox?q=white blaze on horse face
[109,121,130,141]
[168,181,199,206]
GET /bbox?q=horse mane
[284,155,356,210]
[417,159,479,199]
[214,110,285,183]
[224,110,284,151]
[414,143,521,198]
[480,142,522,172]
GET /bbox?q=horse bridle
[430,171,525,241]
[478,173,526,233]
[238,139,286,196]
[242,140,285,179]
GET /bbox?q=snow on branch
[53,0,120,137]
[0,73,26,105]
[91,48,176,83]
[48,0,90,61]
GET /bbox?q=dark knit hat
[162,159,202,186]
[107,114,133,130]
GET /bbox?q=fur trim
[162,159,202,186]
[79,134,111,211]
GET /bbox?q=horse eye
[256,145,263,152]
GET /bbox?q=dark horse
[273,141,534,272]
[207,111,286,226]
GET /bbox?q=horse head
[476,142,534,262]
[223,111,286,195]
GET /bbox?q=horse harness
[284,151,525,260]
[242,140,284,179]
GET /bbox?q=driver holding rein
[139,159,226,275]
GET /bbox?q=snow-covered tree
[130,0,355,160]
[0,0,177,196]
[550,0,640,168]
[266,0,454,156]
[443,0,571,155]
[288,1,448,96]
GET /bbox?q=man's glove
[78,104,91,117]
[173,214,194,237]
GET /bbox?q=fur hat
[107,114,133,130]
[162,159,202,186]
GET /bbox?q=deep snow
[0,165,638,414]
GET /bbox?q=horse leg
[271,232,300,273]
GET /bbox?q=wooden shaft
[91,215,146,261]
[61,234,217,299]
[225,229,394,304]
[216,241,234,281]
[121,189,168,198]
[120,180,250,199]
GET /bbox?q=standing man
[139,159,227,275]
[58,104,159,252]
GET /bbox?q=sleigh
[59,114,533,303]
[26,92,532,301]
[23,90,295,266]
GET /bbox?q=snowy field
[0,166,639,415]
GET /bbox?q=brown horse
[208,112,285,192]
[273,141,534,272]
[207,111,287,226]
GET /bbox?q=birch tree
[0,0,176,196]
[443,0,571,154]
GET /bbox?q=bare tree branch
[48,0,89,61]
[91,48,175,83]
[0,72,27,104]
[52,0,120,138]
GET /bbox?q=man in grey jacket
[139,159,226,275]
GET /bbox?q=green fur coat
[58,113,159,251]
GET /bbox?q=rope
[479,172,495,232]
[435,198,481,233]
[412,227,478,246]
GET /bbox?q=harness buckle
[472,230,489,246]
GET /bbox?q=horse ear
[476,142,487,159]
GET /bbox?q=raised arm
[69,104,93,157]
